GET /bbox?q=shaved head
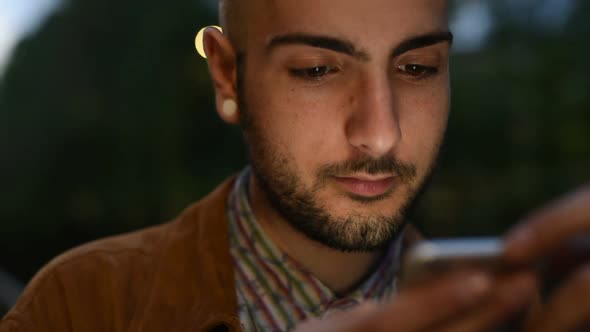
[219,0,248,49]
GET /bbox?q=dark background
[1,0,589,315]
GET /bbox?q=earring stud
[222,99,238,117]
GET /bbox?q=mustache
[317,155,417,182]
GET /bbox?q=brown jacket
[1,178,241,332]
[1,177,423,332]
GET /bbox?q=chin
[328,198,403,218]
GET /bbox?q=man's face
[238,0,451,252]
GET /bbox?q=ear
[203,27,240,125]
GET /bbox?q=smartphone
[400,237,505,288]
[399,235,590,331]
[400,234,590,290]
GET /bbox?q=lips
[333,175,397,197]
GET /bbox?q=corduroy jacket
[1,177,423,332]
[1,178,242,332]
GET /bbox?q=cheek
[397,84,450,166]
[246,70,352,169]
[242,91,324,185]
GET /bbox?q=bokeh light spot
[195,25,223,59]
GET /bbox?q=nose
[345,73,401,158]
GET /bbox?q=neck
[248,173,384,295]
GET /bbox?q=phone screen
[400,237,504,288]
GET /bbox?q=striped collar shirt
[227,169,403,332]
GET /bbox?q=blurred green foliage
[416,1,590,237]
[0,0,588,283]
[0,0,246,281]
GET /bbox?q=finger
[371,270,493,331]
[505,184,590,263]
[437,271,539,332]
[525,265,590,332]
[295,270,493,332]
[293,302,380,332]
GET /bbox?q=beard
[250,153,422,253]
[236,57,440,253]
[241,114,440,253]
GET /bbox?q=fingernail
[458,273,492,305]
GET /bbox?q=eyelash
[288,63,440,83]
[396,64,440,80]
[289,65,340,81]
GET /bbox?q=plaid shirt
[227,169,403,332]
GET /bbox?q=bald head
[218,0,449,54]
[219,0,248,49]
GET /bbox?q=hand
[504,184,590,331]
[293,269,537,332]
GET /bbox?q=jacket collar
[135,177,242,332]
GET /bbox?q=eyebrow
[266,31,454,61]
[392,31,454,57]
[266,34,369,60]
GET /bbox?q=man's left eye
[397,64,439,78]
[290,66,339,80]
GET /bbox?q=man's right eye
[289,66,339,80]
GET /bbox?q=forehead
[244,0,449,51]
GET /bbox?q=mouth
[332,175,398,198]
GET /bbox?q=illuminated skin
[206,0,451,293]
[241,0,450,237]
